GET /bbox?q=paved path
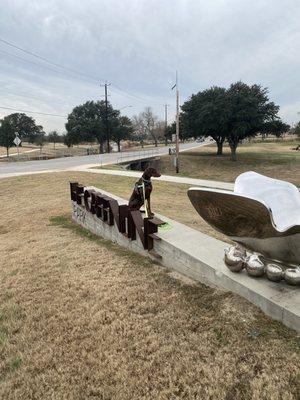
[71,167,234,191]
[0,141,202,179]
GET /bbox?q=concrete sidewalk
[0,164,234,191]
[71,166,235,191]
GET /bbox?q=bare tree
[142,107,159,146]
[132,114,147,148]
[153,120,166,143]
[132,107,162,147]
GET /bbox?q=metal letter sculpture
[188,172,300,286]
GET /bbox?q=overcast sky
[0,0,300,132]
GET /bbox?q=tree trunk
[141,140,144,148]
[230,145,237,161]
[6,147,9,157]
[216,141,223,155]
[117,140,121,152]
[99,141,104,154]
[154,139,158,147]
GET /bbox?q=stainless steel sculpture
[188,172,300,285]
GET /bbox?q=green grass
[8,356,22,372]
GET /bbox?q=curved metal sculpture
[188,172,300,285]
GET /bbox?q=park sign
[70,182,166,252]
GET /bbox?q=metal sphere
[265,263,284,282]
[246,254,265,277]
[224,245,246,272]
[284,267,300,286]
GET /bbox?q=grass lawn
[0,144,38,157]
[0,172,299,399]
[157,140,300,186]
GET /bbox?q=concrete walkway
[71,166,234,191]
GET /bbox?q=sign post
[13,133,21,161]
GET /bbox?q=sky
[0,0,300,132]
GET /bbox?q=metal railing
[1,146,100,162]
[116,148,159,164]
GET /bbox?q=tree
[62,133,73,148]
[294,121,300,139]
[181,87,228,155]
[0,118,15,157]
[34,132,46,154]
[66,101,119,153]
[153,120,166,144]
[138,107,159,147]
[226,82,279,161]
[132,115,147,147]
[260,120,290,139]
[112,116,133,152]
[47,131,61,149]
[2,113,43,143]
[164,117,187,142]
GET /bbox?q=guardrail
[116,148,159,164]
[1,146,99,162]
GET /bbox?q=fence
[116,148,159,164]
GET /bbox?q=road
[0,142,205,179]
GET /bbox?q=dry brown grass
[0,172,299,400]
[0,145,38,156]
[159,140,300,186]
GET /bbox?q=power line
[1,87,103,104]
[0,38,171,109]
[1,88,51,102]
[0,49,97,85]
[0,37,101,82]
[1,48,164,107]
[111,84,166,106]
[0,106,67,118]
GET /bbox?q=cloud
[0,0,300,130]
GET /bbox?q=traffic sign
[14,137,21,146]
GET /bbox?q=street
[0,142,205,179]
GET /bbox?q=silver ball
[224,245,246,272]
[265,263,284,282]
[246,254,265,277]
[284,267,300,286]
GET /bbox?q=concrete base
[72,187,300,333]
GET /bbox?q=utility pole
[172,71,180,173]
[164,104,169,146]
[100,82,111,153]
